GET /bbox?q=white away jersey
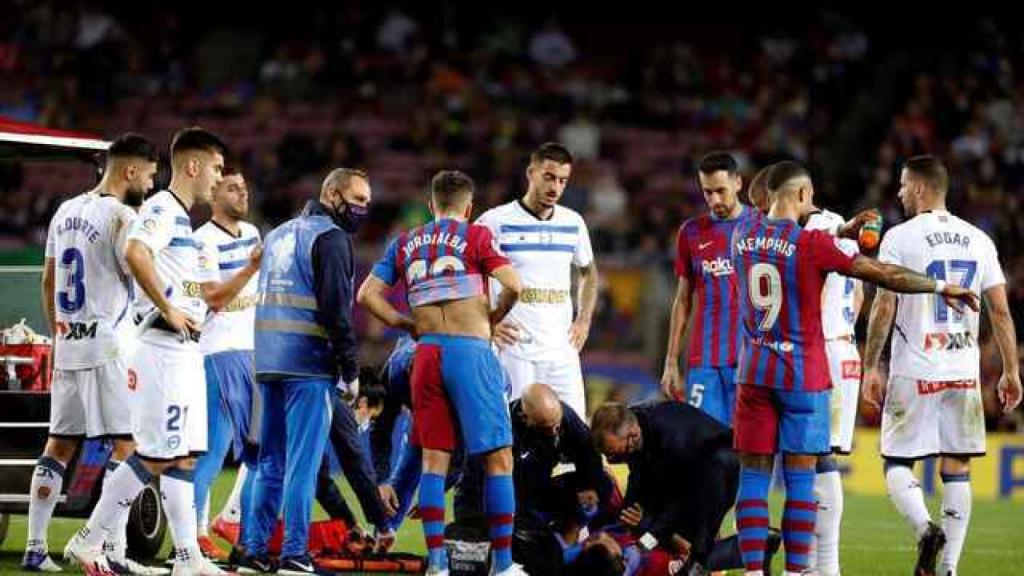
[45,193,136,369]
[805,209,861,339]
[879,210,1005,381]
[476,201,594,360]
[195,220,260,355]
[127,191,218,333]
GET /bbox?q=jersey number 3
[58,247,86,313]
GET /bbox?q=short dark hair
[748,163,774,208]
[590,403,636,452]
[765,160,810,194]
[698,150,739,176]
[904,155,949,194]
[430,170,475,211]
[530,142,573,166]
[170,126,228,159]
[107,133,158,163]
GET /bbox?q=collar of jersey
[710,204,748,222]
[516,198,555,221]
[210,218,242,239]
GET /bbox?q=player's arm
[41,257,55,336]
[488,264,522,326]
[661,276,692,398]
[125,239,197,333]
[848,255,979,310]
[356,274,415,332]
[862,287,897,408]
[984,284,1022,412]
[852,280,865,320]
[569,262,599,350]
[201,245,262,311]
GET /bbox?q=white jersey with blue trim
[127,190,218,332]
[45,193,137,369]
[195,220,260,355]
[805,209,861,339]
[476,200,594,360]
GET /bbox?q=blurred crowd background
[1,2,1021,429]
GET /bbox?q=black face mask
[332,199,369,232]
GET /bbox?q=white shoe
[492,563,529,576]
[22,549,63,572]
[171,551,234,576]
[109,556,172,575]
[425,570,449,576]
[63,533,116,576]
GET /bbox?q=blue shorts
[734,384,831,455]
[686,365,737,426]
[204,350,259,461]
[410,334,512,455]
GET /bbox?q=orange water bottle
[858,211,882,251]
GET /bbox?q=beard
[124,185,147,208]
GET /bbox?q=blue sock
[419,473,447,571]
[736,467,771,572]
[782,467,816,573]
[484,474,515,572]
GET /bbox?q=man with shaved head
[509,384,606,575]
[242,167,371,573]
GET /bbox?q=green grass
[1,469,1021,574]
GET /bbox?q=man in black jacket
[591,401,763,574]
[510,384,610,575]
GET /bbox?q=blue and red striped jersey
[732,217,856,391]
[674,206,755,367]
[372,218,509,307]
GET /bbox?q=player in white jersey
[476,143,598,419]
[863,156,1021,576]
[804,208,863,576]
[190,170,262,561]
[64,127,233,576]
[25,135,158,574]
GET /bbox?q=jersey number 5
[748,262,783,332]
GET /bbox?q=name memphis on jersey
[734,235,797,258]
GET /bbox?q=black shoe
[234,553,274,574]
[277,555,334,575]
[763,527,783,576]
[914,522,947,576]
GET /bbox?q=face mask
[334,199,369,232]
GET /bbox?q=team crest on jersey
[167,435,180,450]
[270,232,296,274]
[142,219,156,231]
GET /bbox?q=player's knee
[882,456,916,473]
[816,455,840,474]
[111,438,135,461]
[422,448,452,475]
[740,453,774,472]
[783,453,817,470]
[482,446,513,475]
[940,455,971,476]
[43,437,79,463]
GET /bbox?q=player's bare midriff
[411,293,492,340]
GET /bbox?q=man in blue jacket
[241,168,370,574]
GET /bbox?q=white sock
[815,470,844,576]
[885,463,931,537]
[745,572,765,576]
[198,495,210,537]
[162,469,201,564]
[80,456,150,550]
[101,460,131,563]
[26,456,66,553]
[217,465,248,524]
[940,474,972,576]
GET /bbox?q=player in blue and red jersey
[661,151,756,425]
[730,161,979,576]
[357,170,526,576]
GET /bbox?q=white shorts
[498,348,586,420]
[880,375,986,459]
[49,358,132,438]
[129,334,207,460]
[825,338,861,454]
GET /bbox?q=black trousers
[668,446,739,564]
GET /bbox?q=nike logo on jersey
[698,241,714,250]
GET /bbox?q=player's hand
[863,368,886,410]
[246,244,263,273]
[374,526,397,554]
[998,372,1023,413]
[568,317,591,351]
[941,285,981,313]
[161,306,199,337]
[492,321,521,350]
[838,209,880,239]
[620,504,644,528]
[378,484,400,518]
[660,363,682,400]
